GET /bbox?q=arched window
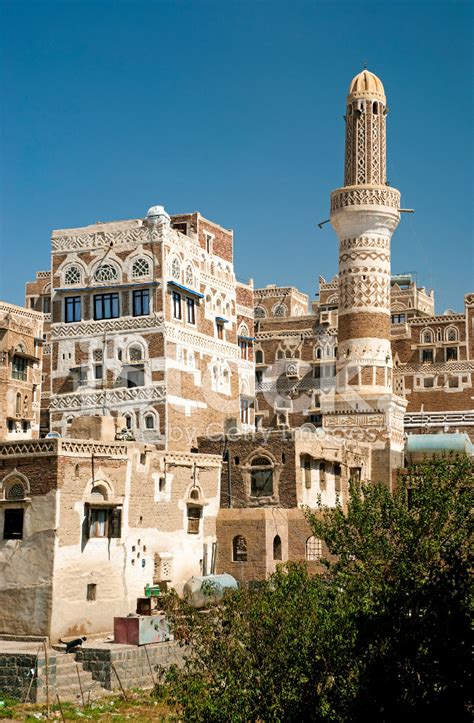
[132,258,150,278]
[5,481,25,500]
[90,485,107,500]
[124,414,133,430]
[446,327,458,342]
[273,535,282,561]
[254,307,266,319]
[305,536,323,561]
[171,257,181,280]
[274,304,286,317]
[94,264,118,282]
[315,347,322,360]
[232,535,248,562]
[255,350,264,364]
[250,457,273,497]
[185,264,194,286]
[422,329,433,344]
[64,265,81,286]
[128,344,144,362]
[276,350,285,360]
[144,413,155,430]
[15,393,21,416]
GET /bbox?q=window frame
[186,297,196,325]
[12,355,28,382]
[250,457,274,497]
[172,291,182,320]
[65,295,81,323]
[132,289,150,317]
[3,508,24,540]
[93,292,120,321]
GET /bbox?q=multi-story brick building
[0,302,44,441]
[26,208,254,448]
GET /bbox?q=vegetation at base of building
[156,456,473,722]
[0,691,177,721]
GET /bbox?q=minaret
[323,69,407,485]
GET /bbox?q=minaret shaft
[323,69,407,485]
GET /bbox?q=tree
[158,456,473,721]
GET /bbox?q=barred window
[94,264,118,282]
[274,305,286,317]
[132,258,150,278]
[305,536,322,561]
[232,535,248,562]
[254,307,266,318]
[65,266,81,285]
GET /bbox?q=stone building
[26,208,254,447]
[253,71,473,451]
[0,416,221,641]
[0,302,44,441]
[0,64,472,632]
[198,428,371,584]
[25,271,52,436]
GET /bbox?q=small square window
[423,377,434,388]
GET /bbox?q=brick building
[198,428,371,584]
[0,64,472,635]
[26,208,254,447]
[0,302,44,441]
[0,416,221,641]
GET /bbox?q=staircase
[52,653,105,703]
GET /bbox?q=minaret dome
[348,69,386,103]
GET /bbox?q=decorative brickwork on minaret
[323,69,407,485]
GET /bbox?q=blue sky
[1,0,472,312]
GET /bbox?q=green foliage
[158,456,473,721]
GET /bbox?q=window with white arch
[128,343,145,362]
[273,304,287,317]
[445,326,458,342]
[64,265,82,286]
[254,307,266,319]
[94,264,118,283]
[132,258,150,279]
[422,329,434,344]
[185,264,194,286]
[144,412,157,430]
[171,258,181,281]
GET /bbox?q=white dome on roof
[146,205,170,221]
